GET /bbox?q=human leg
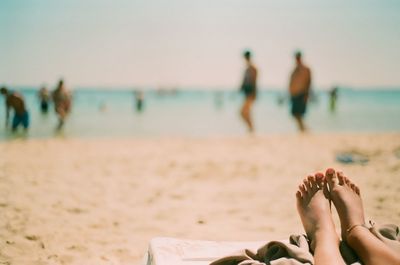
[296,173,345,265]
[22,111,29,130]
[240,97,254,132]
[294,114,305,132]
[56,107,66,130]
[11,114,21,132]
[326,169,400,265]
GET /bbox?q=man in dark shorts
[289,51,311,132]
[38,86,50,114]
[1,87,30,132]
[240,50,258,132]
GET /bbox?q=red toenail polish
[326,168,335,175]
[315,172,323,178]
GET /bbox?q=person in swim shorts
[1,86,30,132]
[240,50,258,133]
[289,51,311,132]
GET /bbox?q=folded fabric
[210,223,400,265]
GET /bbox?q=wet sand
[1,133,400,264]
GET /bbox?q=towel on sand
[210,223,400,265]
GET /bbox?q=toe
[344,176,350,186]
[296,190,302,200]
[337,173,361,195]
[308,175,317,192]
[325,168,338,190]
[337,171,345,185]
[355,186,361,195]
[304,178,312,193]
[315,173,324,189]
[300,183,307,196]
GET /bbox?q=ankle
[311,229,340,252]
[346,225,371,245]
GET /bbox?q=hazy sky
[1,0,399,89]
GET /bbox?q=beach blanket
[210,224,400,265]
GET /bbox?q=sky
[1,0,400,90]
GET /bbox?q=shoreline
[2,131,400,141]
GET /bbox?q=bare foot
[296,173,339,251]
[325,168,365,241]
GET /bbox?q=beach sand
[1,133,400,265]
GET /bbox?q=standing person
[240,50,258,132]
[0,87,30,132]
[52,79,71,130]
[134,90,144,112]
[38,86,50,114]
[289,51,312,132]
[329,86,338,113]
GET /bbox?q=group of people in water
[240,50,312,132]
[2,51,336,135]
[0,79,71,132]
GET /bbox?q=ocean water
[0,88,399,140]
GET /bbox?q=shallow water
[1,88,399,140]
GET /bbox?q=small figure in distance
[329,86,338,113]
[135,90,144,112]
[99,101,107,112]
[38,86,50,114]
[289,50,312,132]
[277,93,286,106]
[0,86,30,132]
[52,79,72,130]
[240,50,258,133]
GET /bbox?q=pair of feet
[296,168,365,250]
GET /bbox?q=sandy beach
[1,133,400,265]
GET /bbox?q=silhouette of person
[240,50,258,132]
[289,51,312,132]
[135,90,144,112]
[52,79,72,130]
[329,87,338,113]
[38,86,50,114]
[0,86,30,132]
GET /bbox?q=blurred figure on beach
[0,86,30,132]
[99,102,107,112]
[329,86,338,113]
[240,50,258,132]
[277,93,287,106]
[38,86,50,114]
[289,51,312,132]
[134,90,144,112]
[52,79,72,130]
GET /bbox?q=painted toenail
[326,168,335,175]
